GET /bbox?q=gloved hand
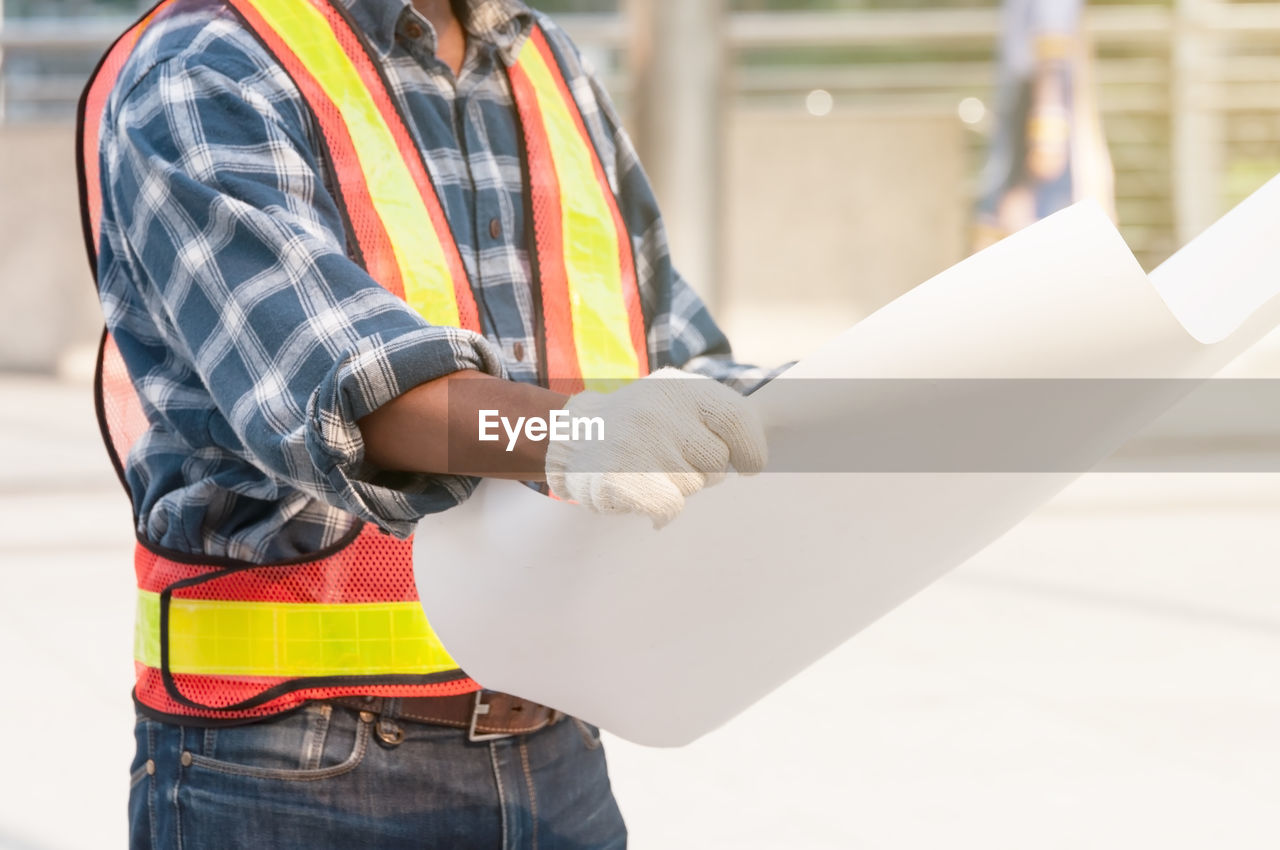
[545,367,767,528]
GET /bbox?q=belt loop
[339,695,383,722]
[468,690,515,743]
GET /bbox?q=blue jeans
[128,699,627,849]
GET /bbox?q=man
[973,0,1115,249]
[81,0,768,846]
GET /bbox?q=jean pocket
[129,761,150,790]
[129,715,154,790]
[186,704,370,782]
[573,718,603,750]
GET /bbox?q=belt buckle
[468,691,515,742]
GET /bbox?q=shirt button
[513,341,526,361]
[403,19,425,40]
[489,217,501,239]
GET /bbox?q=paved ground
[1,373,1278,849]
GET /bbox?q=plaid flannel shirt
[95,0,769,562]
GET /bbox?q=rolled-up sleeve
[104,53,502,534]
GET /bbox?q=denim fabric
[128,701,626,849]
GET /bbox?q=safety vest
[78,0,649,721]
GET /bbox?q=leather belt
[331,692,563,742]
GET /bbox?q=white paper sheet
[414,177,1280,747]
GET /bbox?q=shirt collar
[339,0,534,63]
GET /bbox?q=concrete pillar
[0,125,105,373]
[625,0,727,310]
[1,0,7,124]
[1171,0,1222,244]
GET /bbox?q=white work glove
[545,367,767,528]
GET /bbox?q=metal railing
[7,5,1280,102]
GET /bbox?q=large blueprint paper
[414,177,1280,747]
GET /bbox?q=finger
[679,426,731,477]
[702,399,768,475]
[594,471,686,527]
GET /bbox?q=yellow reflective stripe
[516,42,641,384]
[247,0,461,327]
[136,588,160,668]
[133,590,459,677]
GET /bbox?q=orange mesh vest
[78,0,649,721]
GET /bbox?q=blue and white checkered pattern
[95,0,769,562]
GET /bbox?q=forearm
[358,370,568,480]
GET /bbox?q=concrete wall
[719,109,968,366]
[0,124,104,374]
[0,111,968,373]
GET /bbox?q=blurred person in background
[80,0,769,846]
[974,0,1116,249]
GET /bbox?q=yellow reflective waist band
[134,590,460,677]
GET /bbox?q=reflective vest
[78,0,649,721]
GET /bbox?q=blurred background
[10,0,1280,370]
[3,1,1280,848]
